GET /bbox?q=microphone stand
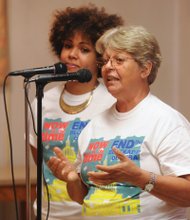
[35,81,47,220]
[24,77,52,220]
[30,70,89,219]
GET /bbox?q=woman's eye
[102,59,108,65]
[81,48,90,53]
[115,57,125,64]
[63,43,72,49]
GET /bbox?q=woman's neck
[65,78,99,95]
[116,89,150,112]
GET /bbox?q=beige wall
[1,0,190,174]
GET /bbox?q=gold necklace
[59,88,94,114]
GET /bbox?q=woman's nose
[104,59,116,70]
[68,48,78,58]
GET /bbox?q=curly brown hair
[49,4,124,58]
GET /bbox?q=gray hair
[96,26,162,85]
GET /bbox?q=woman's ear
[141,61,153,79]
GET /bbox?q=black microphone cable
[2,74,51,220]
[2,74,19,220]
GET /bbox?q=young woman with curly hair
[29,4,123,220]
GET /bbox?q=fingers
[112,146,128,161]
[94,147,128,173]
[46,147,80,183]
[47,156,61,170]
[88,171,107,178]
[53,147,67,161]
[88,171,113,185]
[86,147,127,174]
[88,171,108,185]
[47,156,68,179]
[95,164,113,172]
[47,157,61,176]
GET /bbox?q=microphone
[30,68,92,84]
[9,62,67,78]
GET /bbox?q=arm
[66,174,88,204]
[47,147,88,204]
[88,147,190,207]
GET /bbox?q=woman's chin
[107,86,117,96]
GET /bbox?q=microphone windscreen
[54,62,67,74]
[77,69,92,82]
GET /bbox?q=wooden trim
[0,184,36,201]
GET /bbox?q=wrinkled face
[60,32,98,77]
[101,49,150,99]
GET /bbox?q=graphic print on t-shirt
[81,135,144,216]
[41,117,89,202]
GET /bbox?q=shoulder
[81,106,113,131]
[43,83,64,98]
[148,94,190,128]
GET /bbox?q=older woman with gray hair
[48,26,190,219]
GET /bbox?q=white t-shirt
[29,81,116,220]
[77,93,190,220]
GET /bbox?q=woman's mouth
[107,75,119,82]
[66,63,80,72]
